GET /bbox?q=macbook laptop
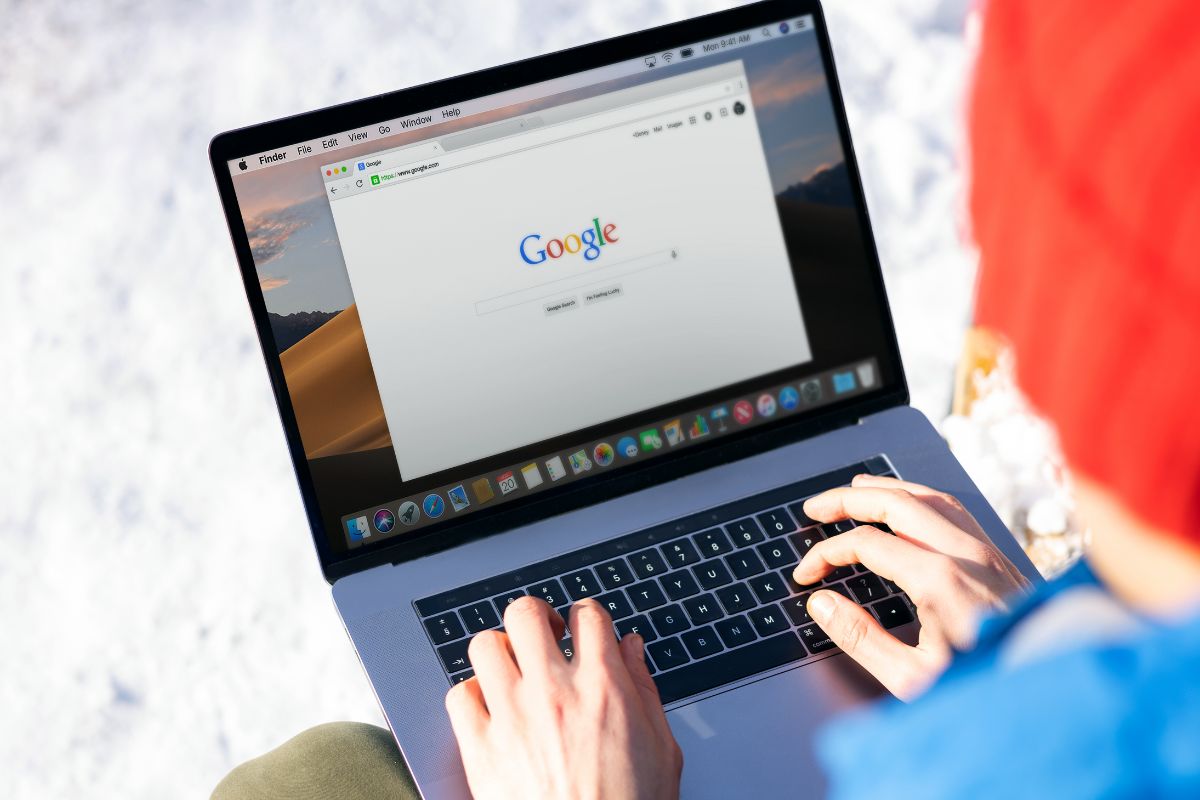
[210,1,1039,796]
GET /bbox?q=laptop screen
[223,10,899,556]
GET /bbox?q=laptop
[210,1,1038,796]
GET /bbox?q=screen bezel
[209,0,908,584]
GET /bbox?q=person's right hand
[792,474,1032,701]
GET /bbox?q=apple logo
[238,159,247,171]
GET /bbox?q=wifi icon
[662,52,673,63]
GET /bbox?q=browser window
[226,13,895,552]
[326,61,811,480]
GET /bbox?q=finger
[466,629,520,711]
[569,599,624,672]
[806,590,928,701]
[850,474,988,539]
[445,676,489,742]
[619,634,674,738]
[849,475,1030,587]
[803,486,981,556]
[619,633,662,708]
[792,526,934,591]
[502,596,567,678]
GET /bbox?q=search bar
[475,248,679,316]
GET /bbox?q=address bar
[358,78,738,192]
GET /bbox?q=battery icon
[680,47,694,58]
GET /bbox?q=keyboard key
[693,560,734,590]
[596,590,634,620]
[694,528,733,557]
[652,632,808,704]
[782,568,806,594]
[822,520,856,537]
[787,500,820,528]
[715,615,758,648]
[615,614,657,643]
[450,669,475,684]
[725,549,766,580]
[726,518,765,547]
[630,550,669,579]
[628,580,668,611]
[715,582,756,614]
[563,569,602,600]
[848,573,888,604]
[647,637,691,671]
[459,601,500,634]
[798,624,837,653]
[661,539,701,568]
[825,582,852,601]
[491,590,526,619]
[527,579,567,608]
[826,565,855,582]
[555,605,572,634]
[681,626,724,659]
[682,593,722,625]
[882,577,902,595]
[757,508,798,537]
[747,573,788,604]
[872,596,915,629]
[757,538,799,570]
[595,559,636,590]
[558,638,575,660]
[437,638,472,673]
[782,594,813,626]
[748,604,789,636]
[788,529,824,558]
[649,604,689,636]
[660,570,701,601]
[424,613,466,645]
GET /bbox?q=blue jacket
[817,561,1200,798]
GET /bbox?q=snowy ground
[1,1,988,796]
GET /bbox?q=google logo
[520,217,619,264]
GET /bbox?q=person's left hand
[445,596,683,800]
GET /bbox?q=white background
[1,1,993,797]
[333,86,809,479]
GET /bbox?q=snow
[0,1,1003,796]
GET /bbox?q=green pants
[212,722,420,800]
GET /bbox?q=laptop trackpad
[668,650,888,799]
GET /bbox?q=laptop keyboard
[415,457,916,705]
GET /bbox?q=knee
[212,722,416,800]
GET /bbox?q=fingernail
[632,634,645,658]
[808,591,836,621]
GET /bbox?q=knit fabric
[969,0,1200,543]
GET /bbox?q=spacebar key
[653,632,808,705]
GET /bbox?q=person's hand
[445,596,682,800]
[792,474,1032,701]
